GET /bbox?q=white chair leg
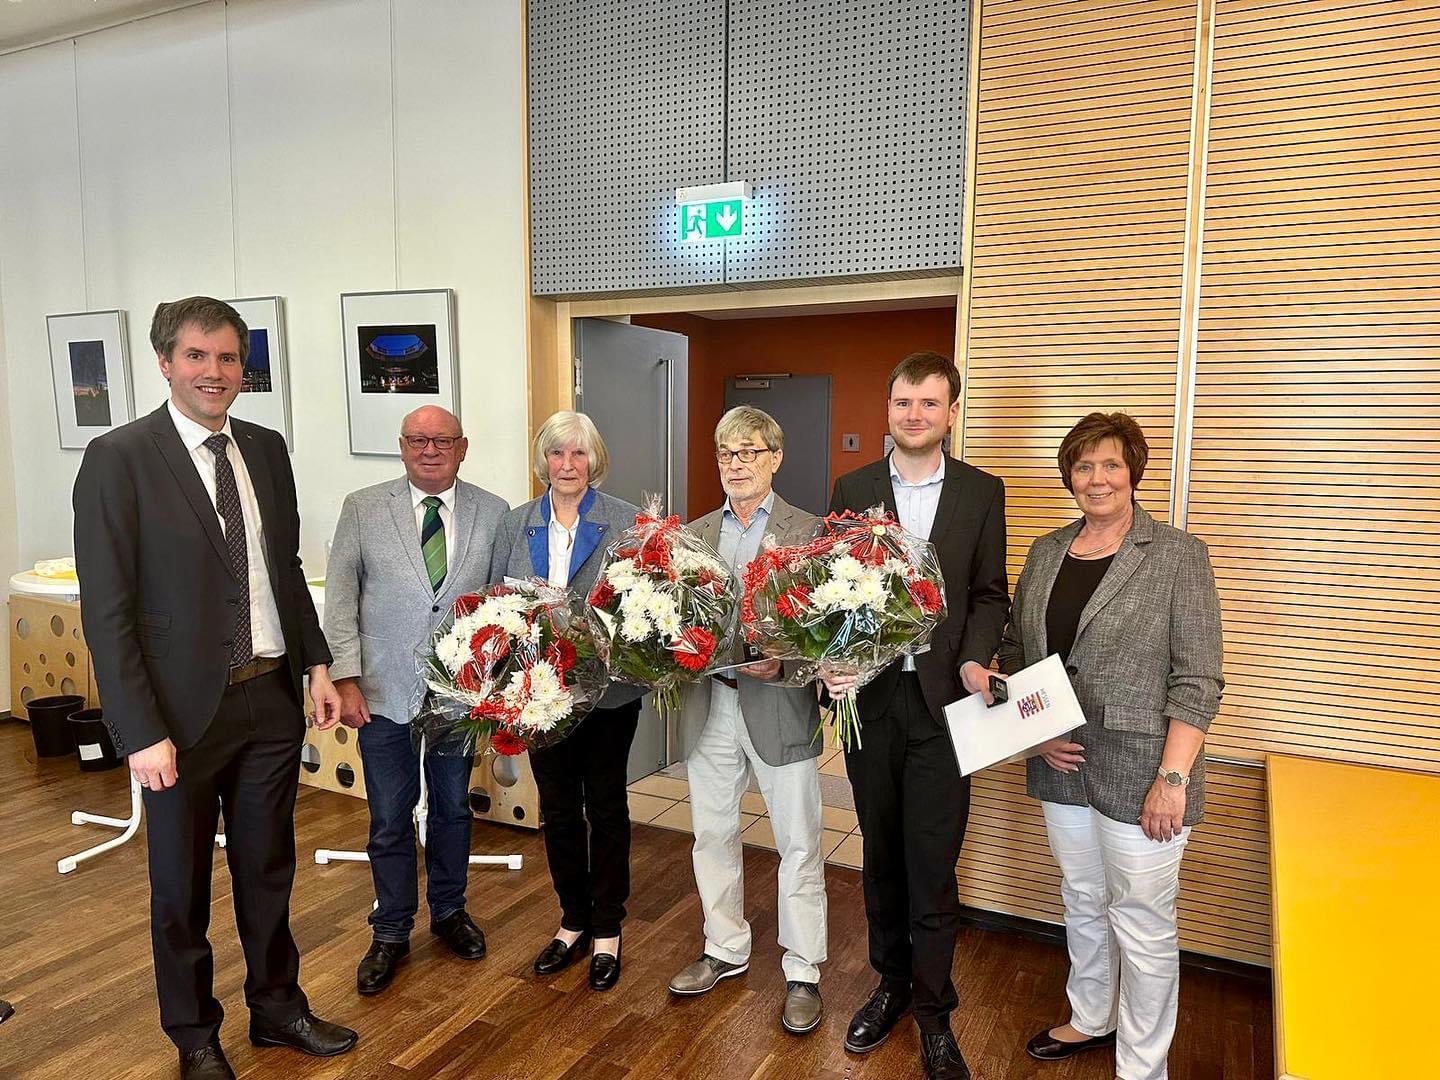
[60,777,225,874]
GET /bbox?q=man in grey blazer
[668,407,828,1036]
[324,406,510,995]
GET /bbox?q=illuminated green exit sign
[677,181,752,242]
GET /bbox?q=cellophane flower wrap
[739,505,947,749]
[585,494,737,719]
[413,579,610,757]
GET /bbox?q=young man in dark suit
[824,351,1009,1080]
[73,297,357,1080]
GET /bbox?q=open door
[573,317,689,782]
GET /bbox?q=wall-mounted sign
[676,181,752,242]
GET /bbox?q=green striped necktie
[421,495,446,592]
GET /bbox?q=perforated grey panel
[725,0,968,282]
[528,0,727,295]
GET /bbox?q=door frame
[527,275,963,495]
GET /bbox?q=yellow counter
[1268,754,1440,1079]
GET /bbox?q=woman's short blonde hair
[532,410,610,488]
[714,405,784,453]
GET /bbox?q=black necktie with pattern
[204,433,252,667]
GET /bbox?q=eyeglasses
[715,447,773,464]
[402,435,461,451]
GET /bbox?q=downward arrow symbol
[716,204,739,232]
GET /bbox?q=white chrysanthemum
[812,578,852,612]
[606,558,638,589]
[435,629,469,674]
[645,591,679,621]
[857,575,889,608]
[831,554,865,581]
[673,547,727,579]
[654,607,683,639]
[620,615,653,642]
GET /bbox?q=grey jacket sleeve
[1165,535,1224,731]
[323,494,364,682]
[997,553,1029,676]
[488,508,519,583]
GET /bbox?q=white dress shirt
[410,481,456,542]
[889,451,945,670]
[167,400,284,658]
[546,491,580,586]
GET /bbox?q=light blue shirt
[717,489,776,574]
[888,453,945,669]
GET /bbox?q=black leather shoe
[357,938,410,995]
[535,932,592,975]
[179,1041,235,1080]
[844,983,912,1053]
[921,1031,973,1080]
[1025,1025,1117,1060]
[249,1010,358,1057]
[431,910,487,959]
[589,934,622,991]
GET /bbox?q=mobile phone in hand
[988,674,1008,708]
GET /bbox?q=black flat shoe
[249,1010,358,1057]
[589,934,622,991]
[844,983,912,1053]
[1025,1025,1117,1060]
[357,938,410,995]
[179,1041,235,1080]
[535,932,592,975]
[431,910,487,959]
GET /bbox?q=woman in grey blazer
[994,412,1223,1080]
[488,410,645,992]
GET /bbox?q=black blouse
[1045,553,1115,662]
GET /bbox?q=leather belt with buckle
[712,673,738,690]
[229,655,286,686]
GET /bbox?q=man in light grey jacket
[669,406,828,1036]
[323,406,509,996]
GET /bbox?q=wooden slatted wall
[956,0,1272,966]
[1189,0,1440,771]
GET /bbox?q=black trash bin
[68,708,122,772]
[25,694,85,758]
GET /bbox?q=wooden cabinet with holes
[9,594,98,716]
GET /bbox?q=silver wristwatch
[1157,766,1190,788]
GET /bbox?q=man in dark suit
[824,351,1008,1080]
[73,297,357,1080]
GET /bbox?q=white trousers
[687,683,828,983]
[1042,801,1190,1080]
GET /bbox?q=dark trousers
[844,672,971,1033]
[529,700,641,938]
[357,716,474,941]
[140,667,307,1052]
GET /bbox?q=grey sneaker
[782,981,823,1034]
[668,954,749,995]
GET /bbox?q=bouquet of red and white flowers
[586,495,736,718]
[414,579,609,756]
[740,505,947,749]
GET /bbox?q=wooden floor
[0,721,1272,1079]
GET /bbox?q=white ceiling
[0,0,207,54]
[695,295,957,320]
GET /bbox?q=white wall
[0,290,18,710]
[0,0,529,614]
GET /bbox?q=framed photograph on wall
[225,296,293,449]
[46,309,134,450]
[340,288,458,456]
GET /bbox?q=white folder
[944,653,1086,777]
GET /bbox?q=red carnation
[637,542,672,573]
[453,593,483,617]
[490,729,526,756]
[775,585,812,621]
[588,578,616,608]
[908,579,944,615]
[670,626,717,673]
[546,637,578,673]
[456,660,487,693]
[615,545,640,560]
[469,625,511,663]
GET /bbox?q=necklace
[1071,509,1133,559]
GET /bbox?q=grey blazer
[677,493,823,768]
[489,486,646,709]
[996,503,1223,825]
[325,477,511,723]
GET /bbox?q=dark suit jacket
[829,454,1009,724]
[73,403,331,755]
